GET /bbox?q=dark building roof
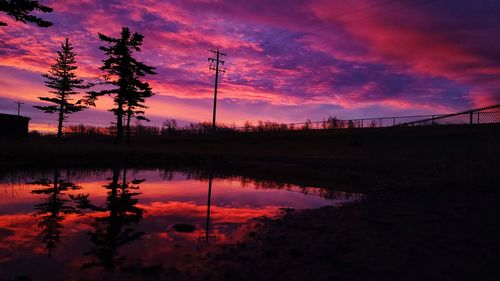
[0,113,30,121]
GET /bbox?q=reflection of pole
[205,175,213,240]
[198,174,216,249]
[122,168,127,186]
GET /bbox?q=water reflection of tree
[238,177,365,201]
[181,169,365,201]
[73,168,144,271]
[30,170,81,256]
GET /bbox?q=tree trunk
[57,103,64,139]
[126,108,132,146]
[109,168,120,217]
[116,100,124,144]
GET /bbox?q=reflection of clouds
[140,201,277,223]
[0,198,305,263]
[0,201,276,272]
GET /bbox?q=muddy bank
[187,184,500,281]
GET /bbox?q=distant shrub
[161,119,178,135]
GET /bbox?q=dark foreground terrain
[185,185,500,281]
[2,124,499,281]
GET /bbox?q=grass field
[2,124,498,188]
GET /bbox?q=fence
[225,104,500,133]
[396,104,500,127]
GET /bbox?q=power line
[208,48,227,131]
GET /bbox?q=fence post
[361,119,364,128]
[393,117,396,126]
[431,115,435,125]
[469,112,473,125]
[477,112,480,124]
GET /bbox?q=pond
[0,168,363,281]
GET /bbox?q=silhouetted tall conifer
[34,36,90,138]
[86,27,156,144]
[0,0,53,27]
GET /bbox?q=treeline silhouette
[52,116,375,137]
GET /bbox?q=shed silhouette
[0,113,30,137]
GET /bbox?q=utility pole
[208,49,226,131]
[14,101,24,116]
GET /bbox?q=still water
[0,169,362,281]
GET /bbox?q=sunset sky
[0,0,499,130]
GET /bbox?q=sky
[0,0,499,130]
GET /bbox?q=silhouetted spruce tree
[34,36,90,138]
[0,0,53,27]
[86,27,156,144]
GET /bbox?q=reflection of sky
[0,170,360,280]
[1,0,500,130]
